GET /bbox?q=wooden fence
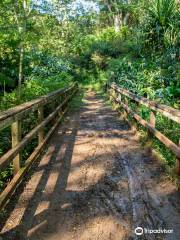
[107,82,180,175]
[0,82,78,210]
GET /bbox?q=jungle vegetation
[0,0,179,190]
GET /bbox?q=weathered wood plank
[0,84,78,210]
[146,111,156,151]
[175,141,180,175]
[112,95,180,158]
[0,108,68,210]
[38,106,44,144]
[0,85,78,170]
[0,83,76,130]
[11,120,22,175]
[109,83,180,123]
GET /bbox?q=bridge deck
[1,91,180,240]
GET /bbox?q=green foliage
[148,0,176,26]
[75,26,133,72]
[31,54,73,77]
[0,73,16,90]
[139,0,179,49]
[0,73,73,111]
[107,53,179,106]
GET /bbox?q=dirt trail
[0,91,180,240]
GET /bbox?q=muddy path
[0,91,180,240]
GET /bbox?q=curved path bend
[0,91,180,240]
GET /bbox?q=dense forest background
[0,0,179,189]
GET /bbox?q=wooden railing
[0,82,78,209]
[107,82,180,175]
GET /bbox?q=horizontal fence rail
[107,82,180,175]
[0,82,78,210]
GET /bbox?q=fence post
[123,97,128,120]
[63,91,67,110]
[131,102,140,133]
[58,94,62,117]
[175,140,180,175]
[38,106,44,144]
[118,93,121,102]
[146,110,156,153]
[11,120,21,175]
[113,88,119,111]
[149,111,156,135]
[117,93,124,120]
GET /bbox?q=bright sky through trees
[72,0,99,12]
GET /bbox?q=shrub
[140,0,179,49]
[107,53,179,106]
[0,73,16,92]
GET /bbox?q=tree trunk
[15,0,29,98]
[114,12,122,32]
[123,12,130,25]
[18,42,24,98]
